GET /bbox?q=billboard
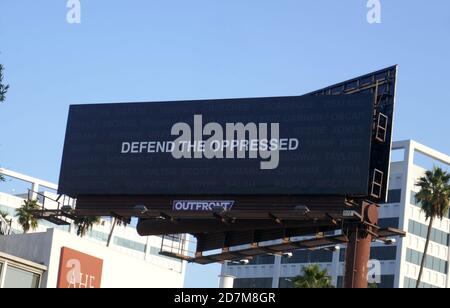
[58,93,374,197]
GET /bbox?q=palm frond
[0,210,10,219]
[0,64,9,103]
[415,167,450,221]
[74,216,101,237]
[15,199,40,233]
[291,264,334,288]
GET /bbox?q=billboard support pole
[343,224,372,288]
[343,202,379,288]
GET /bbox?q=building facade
[221,140,450,288]
[0,169,187,288]
[0,228,187,288]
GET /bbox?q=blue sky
[0,1,449,287]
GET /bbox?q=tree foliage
[0,210,10,219]
[15,199,40,233]
[73,216,101,237]
[416,167,450,220]
[415,167,450,288]
[0,64,9,103]
[292,264,335,288]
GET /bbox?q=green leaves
[291,264,335,288]
[415,167,450,220]
[15,199,40,233]
[73,216,101,237]
[0,64,9,103]
[0,210,10,219]
[414,167,449,288]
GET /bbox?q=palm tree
[0,63,9,103]
[292,264,335,288]
[0,63,9,185]
[0,63,9,183]
[0,210,12,235]
[415,167,450,288]
[73,216,101,237]
[0,210,9,220]
[15,199,40,233]
[106,217,128,247]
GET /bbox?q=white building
[221,140,450,288]
[0,169,187,288]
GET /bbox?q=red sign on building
[57,247,103,288]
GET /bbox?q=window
[408,220,449,246]
[383,189,401,204]
[412,250,420,265]
[250,255,275,265]
[426,256,433,270]
[278,277,294,288]
[378,217,399,229]
[440,260,446,274]
[433,258,440,272]
[337,276,343,288]
[2,265,40,288]
[339,248,346,262]
[87,229,109,242]
[340,247,397,262]
[410,191,419,206]
[420,224,428,238]
[404,277,439,289]
[370,247,397,261]
[113,237,146,253]
[234,278,272,288]
[337,275,395,288]
[281,249,333,264]
[406,248,447,274]
[390,149,405,162]
[377,275,395,288]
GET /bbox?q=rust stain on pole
[344,227,372,288]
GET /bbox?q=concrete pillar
[272,255,281,288]
[31,182,39,201]
[218,274,235,288]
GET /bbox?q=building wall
[0,228,185,288]
[0,168,188,288]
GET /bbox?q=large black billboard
[58,94,374,197]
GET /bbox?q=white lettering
[121,142,130,153]
[130,142,139,153]
[121,115,300,170]
[66,0,81,24]
[367,0,381,24]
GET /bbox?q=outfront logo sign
[121,115,299,170]
[57,247,103,288]
[172,200,235,212]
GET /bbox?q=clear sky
[0,1,449,288]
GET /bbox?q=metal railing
[160,234,193,260]
[27,189,76,212]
